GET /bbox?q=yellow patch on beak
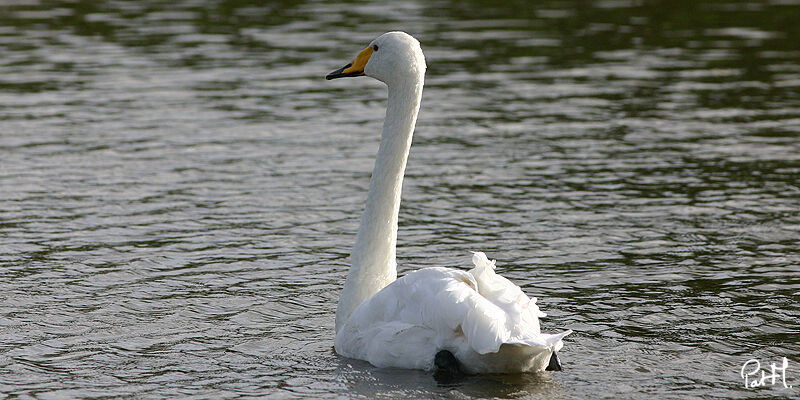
[343,47,373,75]
[326,47,374,80]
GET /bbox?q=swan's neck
[336,77,424,332]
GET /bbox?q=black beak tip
[545,351,562,372]
[326,64,350,80]
[325,69,341,80]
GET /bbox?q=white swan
[326,31,571,374]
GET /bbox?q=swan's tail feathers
[512,329,572,349]
[544,329,572,347]
[538,329,572,354]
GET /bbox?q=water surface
[1,0,799,398]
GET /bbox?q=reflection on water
[1,0,799,399]
[337,357,565,399]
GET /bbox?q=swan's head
[326,31,426,85]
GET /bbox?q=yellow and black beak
[326,47,373,80]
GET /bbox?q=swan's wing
[336,258,570,369]
[335,267,473,370]
[465,252,571,352]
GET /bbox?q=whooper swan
[327,31,571,374]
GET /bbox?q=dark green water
[1,1,799,398]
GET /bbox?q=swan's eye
[372,44,379,51]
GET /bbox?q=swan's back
[334,253,571,373]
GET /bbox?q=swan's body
[327,32,570,374]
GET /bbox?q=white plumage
[336,252,571,373]
[327,31,570,374]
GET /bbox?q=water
[1,0,799,398]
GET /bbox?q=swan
[326,31,571,374]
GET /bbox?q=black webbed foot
[433,350,463,383]
[545,351,562,371]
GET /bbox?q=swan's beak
[326,47,373,80]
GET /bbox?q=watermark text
[741,357,793,389]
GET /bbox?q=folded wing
[334,253,571,372]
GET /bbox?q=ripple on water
[1,0,800,399]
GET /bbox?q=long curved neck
[336,76,424,332]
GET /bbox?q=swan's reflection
[335,354,566,399]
